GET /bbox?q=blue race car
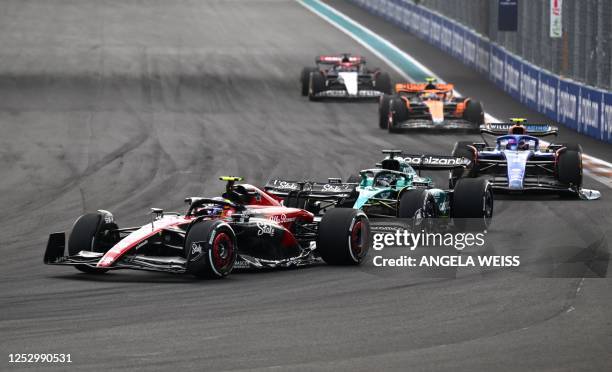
[450,119,600,200]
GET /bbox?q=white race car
[300,53,391,100]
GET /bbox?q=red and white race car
[44,177,371,278]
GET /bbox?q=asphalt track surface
[1,1,611,371]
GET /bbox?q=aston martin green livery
[265,150,494,226]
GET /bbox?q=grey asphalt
[0,1,610,371]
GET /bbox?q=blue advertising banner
[489,45,505,87]
[462,29,478,68]
[602,93,612,143]
[498,0,518,31]
[537,70,558,119]
[520,63,539,110]
[450,23,464,59]
[440,18,453,53]
[418,8,431,41]
[504,53,522,100]
[475,37,490,74]
[429,13,443,49]
[408,4,421,34]
[557,79,580,130]
[577,86,603,138]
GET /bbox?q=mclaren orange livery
[378,78,485,132]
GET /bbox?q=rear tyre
[378,94,392,129]
[68,213,114,274]
[388,98,408,133]
[449,141,475,188]
[451,178,493,231]
[463,100,485,126]
[346,174,361,184]
[185,220,237,278]
[308,72,326,101]
[317,208,370,265]
[556,149,582,189]
[300,67,317,96]
[398,189,438,219]
[374,72,391,94]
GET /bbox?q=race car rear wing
[264,178,356,213]
[316,55,364,64]
[480,123,559,137]
[400,154,471,170]
[265,178,356,198]
[394,83,454,93]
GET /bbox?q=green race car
[265,150,493,226]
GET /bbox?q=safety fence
[348,0,612,144]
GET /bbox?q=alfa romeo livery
[44,177,371,278]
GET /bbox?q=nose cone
[338,72,358,96]
[425,100,444,123]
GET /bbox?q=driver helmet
[201,197,227,216]
[375,174,396,187]
[376,178,390,187]
[509,125,526,135]
[424,80,437,90]
[423,92,440,100]
[505,138,518,150]
[518,139,530,151]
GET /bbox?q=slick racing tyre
[451,178,493,231]
[559,143,583,152]
[398,189,438,219]
[68,212,118,274]
[378,94,392,129]
[317,208,370,265]
[374,72,391,94]
[185,220,237,279]
[388,98,408,133]
[308,72,326,101]
[300,67,317,96]
[346,174,361,184]
[463,100,485,126]
[556,149,582,188]
[449,141,476,188]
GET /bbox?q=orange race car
[378,78,485,133]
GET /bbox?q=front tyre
[308,72,326,101]
[317,208,370,265]
[388,98,408,133]
[559,143,583,152]
[451,178,493,231]
[68,212,116,274]
[300,67,318,96]
[378,94,392,129]
[398,189,438,219]
[556,149,582,189]
[185,220,237,278]
[449,141,476,188]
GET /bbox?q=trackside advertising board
[349,0,612,144]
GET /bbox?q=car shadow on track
[47,263,326,284]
